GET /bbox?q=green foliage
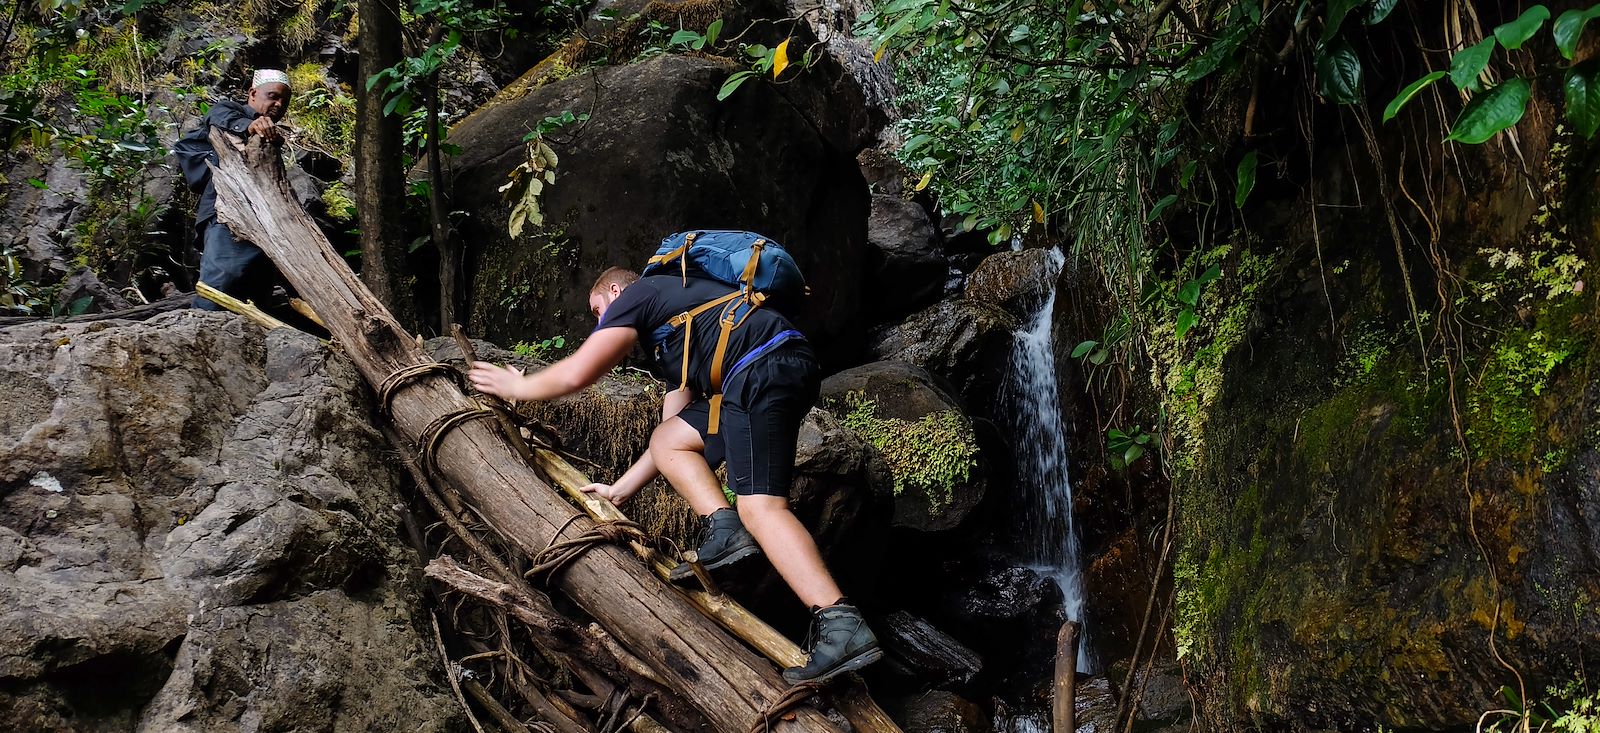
[837,392,978,507]
[511,335,567,361]
[1386,3,1600,141]
[321,181,357,222]
[1106,425,1152,467]
[286,63,356,160]
[1466,329,1575,460]
[1,244,47,315]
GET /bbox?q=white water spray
[1000,247,1092,673]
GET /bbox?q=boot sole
[782,646,885,686]
[668,544,762,583]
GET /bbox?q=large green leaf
[1493,5,1550,50]
[1234,150,1258,209]
[1322,0,1364,42]
[1449,37,1496,90]
[1366,0,1399,24]
[1446,78,1531,144]
[1316,41,1363,104]
[1565,64,1600,138]
[1554,6,1600,60]
[1384,70,1448,122]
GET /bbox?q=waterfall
[1001,247,1092,673]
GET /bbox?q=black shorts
[676,343,821,498]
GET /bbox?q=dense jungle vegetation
[4,0,1600,729]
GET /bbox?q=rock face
[869,299,1018,407]
[865,194,947,324]
[0,313,459,732]
[447,54,871,368]
[885,691,991,733]
[821,360,986,531]
[964,248,1058,319]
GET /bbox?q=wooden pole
[1053,621,1080,733]
[206,131,852,733]
[195,282,293,331]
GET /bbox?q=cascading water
[1000,247,1093,674]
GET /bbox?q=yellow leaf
[1011,122,1026,142]
[1032,200,1045,224]
[773,39,791,79]
[915,170,934,191]
[874,44,887,63]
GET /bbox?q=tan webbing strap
[645,232,699,286]
[666,291,741,392]
[739,239,765,286]
[705,296,744,434]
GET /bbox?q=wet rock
[878,610,983,688]
[0,313,459,732]
[868,299,1018,406]
[964,248,1058,319]
[1129,663,1190,724]
[887,691,991,733]
[820,360,986,531]
[927,557,1065,693]
[447,54,870,369]
[53,267,132,315]
[866,194,947,323]
[1072,676,1120,733]
[0,156,85,281]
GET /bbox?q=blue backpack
[640,230,808,433]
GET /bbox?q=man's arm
[468,326,637,402]
[581,387,694,505]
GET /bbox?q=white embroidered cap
[251,69,291,90]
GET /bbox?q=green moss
[835,391,978,508]
[320,181,356,222]
[1466,327,1578,461]
[286,63,357,162]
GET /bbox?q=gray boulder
[964,247,1059,319]
[869,299,1018,406]
[0,312,459,732]
[445,54,870,369]
[866,194,946,323]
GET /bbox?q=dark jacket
[172,99,259,231]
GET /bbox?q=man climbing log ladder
[204,129,900,733]
[468,232,883,684]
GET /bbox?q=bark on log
[207,131,849,733]
[1053,621,1080,733]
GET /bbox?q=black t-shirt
[595,275,799,394]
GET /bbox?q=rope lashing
[745,681,824,733]
[525,514,648,585]
[378,361,465,415]
[418,405,498,475]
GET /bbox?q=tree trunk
[424,28,457,333]
[207,130,851,733]
[354,0,416,330]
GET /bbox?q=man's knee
[649,418,704,460]
[736,494,791,521]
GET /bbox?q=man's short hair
[591,267,640,293]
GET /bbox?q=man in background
[173,69,291,310]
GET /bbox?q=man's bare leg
[737,494,844,609]
[649,417,730,516]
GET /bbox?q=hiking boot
[668,508,761,583]
[781,603,882,685]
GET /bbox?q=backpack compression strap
[647,231,697,285]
